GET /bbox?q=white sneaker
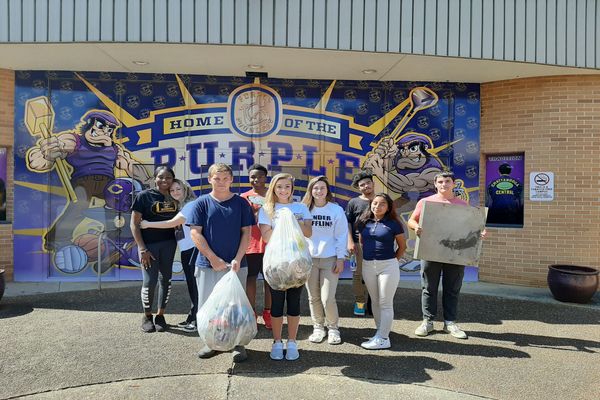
[443,322,468,339]
[308,327,326,343]
[327,329,342,345]
[270,341,284,360]
[285,340,300,361]
[360,336,391,350]
[415,320,434,337]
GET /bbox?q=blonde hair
[171,179,196,210]
[263,173,294,218]
[207,163,233,178]
[302,175,333,211]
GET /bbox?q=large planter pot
[547,264,599,304]
[0,269,5,303]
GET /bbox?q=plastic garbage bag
[263,207,312,290]
[196,269,258,351]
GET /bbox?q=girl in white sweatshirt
[301,176,349,345]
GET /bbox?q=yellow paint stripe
[136,128,152,145]
[349,133,363,150]
[15,180,67,197]
[362,97,411,135]
[176,74,197,107]
[429,139,463,155]
[14,228,47,236]
[313,80,336,112]
[75,73,140,127]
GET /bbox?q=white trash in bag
[196,269,258,351]
[263,207,312,290]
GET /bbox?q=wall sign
[529,172,554,201]
[485,154,524,227]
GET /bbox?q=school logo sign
[228,83,282,138]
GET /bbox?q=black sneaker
[154,315,168,332]
[177,315,194,327]
[141,315,155,333]
[182,320,197,333]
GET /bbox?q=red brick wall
[479,75,600,287]
[0,69,14,280]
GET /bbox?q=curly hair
[351,170,374,188]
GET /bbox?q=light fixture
[362,69,377,74]
[247,64,263,69]
[132,60,149,66]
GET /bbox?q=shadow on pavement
[1,285,599,327]
[0,302,33,319]
[317,327,531,359]
[233,349,454,384]
[467,330,600,353]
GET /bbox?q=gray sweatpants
[195,267,248,317]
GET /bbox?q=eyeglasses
[93,119,116,134]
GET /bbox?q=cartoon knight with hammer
[362,87,460,201]
[25,96,152,252]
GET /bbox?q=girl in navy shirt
[357,193,406,350]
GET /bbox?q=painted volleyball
[53,245,88,274]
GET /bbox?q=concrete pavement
[0,280,598,400]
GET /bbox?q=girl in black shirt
[131,165,178,333]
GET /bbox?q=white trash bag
[196,269,258,351]
[263,207,312,290]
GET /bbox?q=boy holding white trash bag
[259,173,312,361]
[187,163,257,362]
[196,268,257,352]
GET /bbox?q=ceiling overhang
[1,43,598,83]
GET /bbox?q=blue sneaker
[270,341,284,360]
[353,302,366,316]
[285,340,299,361]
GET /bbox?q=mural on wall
[13,71,480,281]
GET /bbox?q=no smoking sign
[530,172,554,201]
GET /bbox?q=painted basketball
[53,245,88,274]
[74,233,107,261]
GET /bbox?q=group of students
[130,163,478,362]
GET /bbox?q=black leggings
[181,247,199,320]
[141,240,177,313]
[270,286,303,317]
